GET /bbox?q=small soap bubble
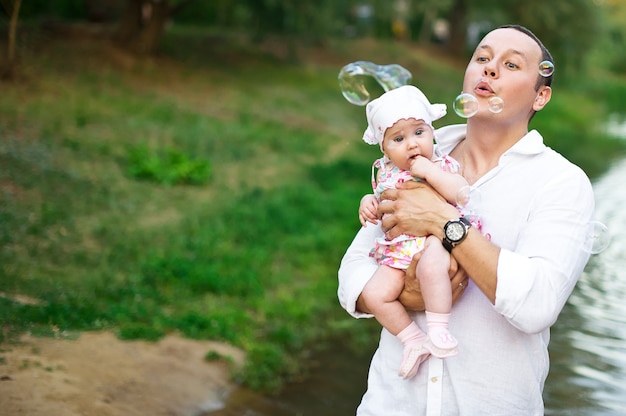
[455,185,471,208]
[453,93,479,118]
[584,221,610,254]
[338,61,412,105]
[456,186,482,214]
[538,60,554,77]
[457,186,483,231]
[488,96,504,114]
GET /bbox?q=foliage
[204,349,234,365]
[3,0,623,73]
[3,0,88,19]
[1,26,625,392]
[126,144,212,185]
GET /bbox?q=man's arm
[379,180,499,304]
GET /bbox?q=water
[206,339,374,415]
[606,114,626,139]
[545,158,626,415]
[210,159,626,415]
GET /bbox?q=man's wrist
[442,217,472,253]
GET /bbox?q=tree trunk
[446,0,467,57]
[135,0,170,55]
[113,0,143,46]
[2,0,22,80]
[418,8,436,45]
[113,0,172,55]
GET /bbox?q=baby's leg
[361,265,411,335]
[416,236,458,357]
[361,265,430,378]
[416,236,452,314]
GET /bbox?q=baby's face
[382,118,434,171]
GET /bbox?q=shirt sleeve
[494,167,594,333]
[337,224,383,319]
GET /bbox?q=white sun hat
[362,85,447,149]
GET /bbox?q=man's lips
[475,81,494,96]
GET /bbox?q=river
[208,158,626,415]
[544,157,626,415]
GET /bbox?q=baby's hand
[359,194,379,227]
[410,155,434,180]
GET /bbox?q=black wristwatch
[442,217,472,253]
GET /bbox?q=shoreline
[0,331,245,416]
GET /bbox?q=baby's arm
[410,156,468,205]
[359,194,380,227]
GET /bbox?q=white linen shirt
[338,124,594,416]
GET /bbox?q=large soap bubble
[584,220,611,254]
[338,61,412,105]
[453,93,479,118]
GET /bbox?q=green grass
[1,26,625,392]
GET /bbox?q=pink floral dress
[369,153,469,269]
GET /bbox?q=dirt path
[0,331,245,416]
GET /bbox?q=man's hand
[378,181,449,241]
[399,252,469,312]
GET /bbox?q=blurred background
[2,0,626,415]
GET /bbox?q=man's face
[462,28,549,123]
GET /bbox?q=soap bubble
[538,60,554,77]
[583,221,611,254]
[453,93,479,118]
[338,61,412,105]
[455,185,472,208]
[456,186,483,231]
[338,72,370,105]
[456,185,482,214]
[488,96,504,114]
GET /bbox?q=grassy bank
[1,25,625,392]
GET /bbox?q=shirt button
[431,377,438,383]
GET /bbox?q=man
[338,25,594,415]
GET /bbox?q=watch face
[446,222,465,242]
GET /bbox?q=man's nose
[484,65,497,78]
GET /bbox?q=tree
[113,0,197,55]
[454,0,603,74]
[446,0,468,55]
[501,0,602,74]
[1,0,22,80]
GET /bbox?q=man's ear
[533,86,552,111]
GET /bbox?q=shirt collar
[434,124,545,156]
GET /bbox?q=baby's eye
[393,136,404,143]
[415,128,425,136]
